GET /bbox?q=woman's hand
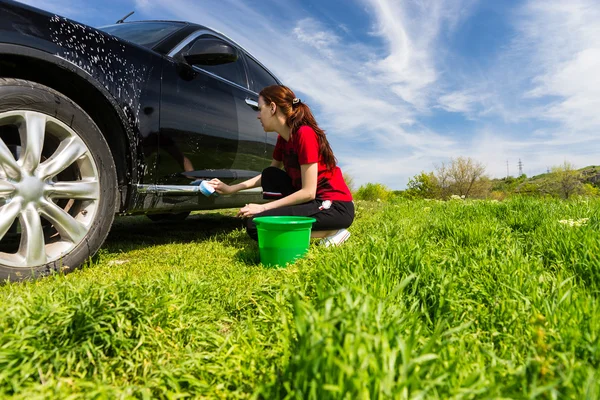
[207,178,235,195]
[237,203,267,218]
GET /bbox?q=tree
[434,157,488,199]
[434,161,451,199]
[469,176,493,198]
[448,157,486,197]
[548,161,584,199]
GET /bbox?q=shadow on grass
[102,211,269,268]
[234,246,261,265]
[103,211,248,252]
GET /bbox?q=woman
[207,85,354,246]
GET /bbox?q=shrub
[489,190,507,201]
[405,172,439,199]
[343,172,356,194]
[354,182,392,201]
[582,183,600,198]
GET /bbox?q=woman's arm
[270,159,283,169]
[237,162,318,217]
[209,159,282,194]
[263,163,317,210]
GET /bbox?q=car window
[246,56,278,93]
[182,35,248,88]
[99,22,182,49]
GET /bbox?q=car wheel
[146,212,191,222]
[0,78,117,281]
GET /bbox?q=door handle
[245,98,258,109]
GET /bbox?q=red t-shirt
[272,126,352,202]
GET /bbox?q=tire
[146,212,191,222]
[0,78,117,281]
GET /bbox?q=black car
[0,0,281,280]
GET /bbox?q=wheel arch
[0,44,137,212]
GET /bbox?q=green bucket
[254,216,316,267]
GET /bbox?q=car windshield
[99,22,182,49]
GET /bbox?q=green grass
[0,197,599,399]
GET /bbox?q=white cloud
[293,18,341,60]
[365,1,435,108]
[490,1,600,133]
[517,0,600,134]
[362,0,478,109]
[134,0,150,10]
[469,129,599,178]
[437,90,484,114]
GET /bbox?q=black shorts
[245,167,355,241]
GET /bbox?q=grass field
[0,197,598,399]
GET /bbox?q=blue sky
[18,0,600,189]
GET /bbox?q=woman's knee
[261,166,285,185]
[262,166,280,178]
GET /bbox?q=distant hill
[489,165,599,196]
[578,165,600,185]
[527,165,599,185]
[395,165,599,199]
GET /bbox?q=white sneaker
[320,229,351,247]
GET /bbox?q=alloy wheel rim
[0,111,100,268]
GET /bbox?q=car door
[157,32,267,186]
[244,54,281,158]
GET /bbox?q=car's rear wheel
[0,78,117,281]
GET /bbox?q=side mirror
[182,38,238,66]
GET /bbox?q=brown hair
[259,85,337,169]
